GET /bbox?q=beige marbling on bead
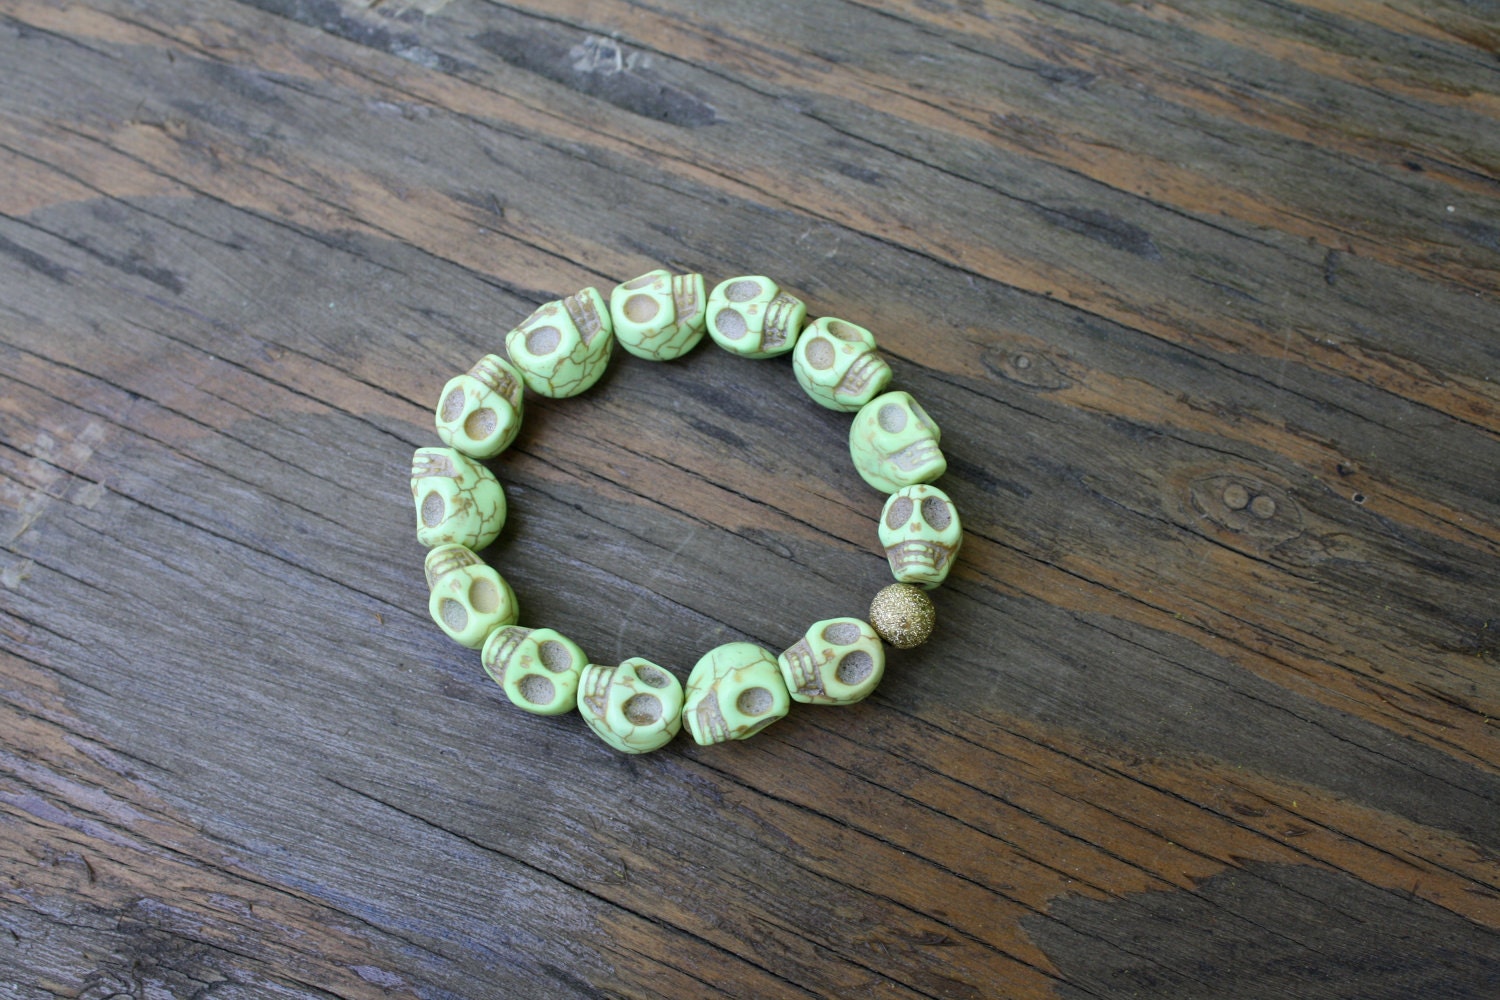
[424,543,519,649]
[705,275,805,359]
[410,447,507,551]
[434,354,525,459]
[609,269,707,361]
[683,642,790,745]
[577,658,683,754]
[505,287,614,398]
[777,617,885,705]
[792,317,892,411]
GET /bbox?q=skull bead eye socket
[440,387,466,422]
[911,399,938,436]
[623,693,662,724]
[538,640,572,673]
[836,650,875,686]
[636,666,671,689]
[921,496,952,531]
[518,674,556,706]
[737,687,774,716]
[886,496,914,531]
[440,598,467,632]
[622,294,659,323]
[878,403,908,434]
[525,325,561,356]
[725,279,764,302]
[805,336,836,370]
[421,491,446,527]
[825,319,863,342]
[714,308,748,340]
[464,408,497,441]
[468,577,500,614]
[822,621,862,645]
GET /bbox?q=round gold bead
[869,583,936,649]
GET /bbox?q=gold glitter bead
[869,583,935,649]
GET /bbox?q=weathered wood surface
[2,0,1498,995]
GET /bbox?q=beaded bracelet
[410,271,962,753]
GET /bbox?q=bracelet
[409,270,962,754]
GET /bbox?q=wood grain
[2,0,1497,997]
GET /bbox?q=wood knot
[1185,470,1304,545]
[981,338,1071,391]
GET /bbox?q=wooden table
[3,1,1497,996]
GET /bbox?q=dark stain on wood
[1033,205,1164,259]
[0,232,70,284]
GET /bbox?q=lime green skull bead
[434,354,525,459]
[609,269,707,361]
[778,617,886,705]
[683,642,790,745]
[505,287,614,398]
[424,543,519,648]
[577,657,683,753]
[849,391,946,493]
[879,484,962,588]
[792,317,892,411]
[481,625,587,716]
[706,275,806,358]
[411,447,507,550]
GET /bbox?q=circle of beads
[409,271,963,753]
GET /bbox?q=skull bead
[481,625,587,716]
[777,617,885,705]
[849,390,946,493]
[411,446,507,550]
[705,275,806,359]
[609,269,708,361]
[424,543,520,649]
[792,317,892,412]
[878,484,962,588]
[434,354,525,459]
[505,287,614,398]
[577,657,683,753]
[683,642,790,745]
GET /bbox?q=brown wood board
[1,1,1497,997]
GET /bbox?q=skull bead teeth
[413,269,960,754]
